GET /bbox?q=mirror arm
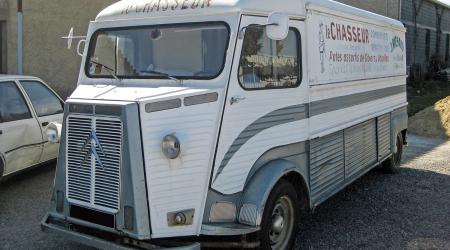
[238,23,278,39]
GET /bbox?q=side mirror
[266,12,289,40]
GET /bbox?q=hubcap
[269,196,294,250]
[271,214,284,233]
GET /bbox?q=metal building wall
[401,0,450,68]
[338,0,450,69]
[335,0,401,19]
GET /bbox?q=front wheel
[259,180,300,250]
[382,132,404,174]
[0,158,4,180]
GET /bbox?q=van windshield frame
[85,22,231,80]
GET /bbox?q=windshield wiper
[89,60,121,81]
[140,70,181,84]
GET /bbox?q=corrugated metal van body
[310,131,345,206]
[139,90,223,238]
[211,16,310,195]
[310,117,390,206]
[304,4,407,207]
[344,119,378,182]
[377,114,392,160]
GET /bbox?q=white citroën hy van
[42,0,408,249]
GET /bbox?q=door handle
[0,130,2,135]
[42,122,49,127]
[230,96,246,105]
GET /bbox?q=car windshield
[86,22,230,80]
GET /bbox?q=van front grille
[66,115,122,214]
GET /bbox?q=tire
[382,132,404,174]
[259,180,300,250]
[0,158,4,180]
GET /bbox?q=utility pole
[17,0,23,75]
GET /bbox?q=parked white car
[0,75,63,179]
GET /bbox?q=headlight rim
[162,134,181,159]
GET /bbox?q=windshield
[86,22,230,80]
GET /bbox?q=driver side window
[238,26,301,90]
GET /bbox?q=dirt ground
[409,96,450,138]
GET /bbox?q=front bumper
[41,214,200,250]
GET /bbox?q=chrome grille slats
[66,114,122,214]
[93,118,122,211]
[67,116,92,203]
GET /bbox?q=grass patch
[408,80,450,116]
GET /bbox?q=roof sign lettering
[121,0,213,14]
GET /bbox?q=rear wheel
[382,132,404,174]
[0,158,4,180]
[259,180,300,250]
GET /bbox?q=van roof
[96,0,404,30]
[96,0,306,21]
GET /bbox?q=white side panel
[310,93,406,138]
[212,17,309,195]
[309,75,406,102]
[307,10,406,85]
[139,92,222,238]
[213,119,309,194]
[309,77,407,138]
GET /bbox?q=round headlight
[162,134,181,159]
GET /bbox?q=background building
[336,0,402,19]
[0,0,115,98]
[338,0,450,78]
[0,0,449,99]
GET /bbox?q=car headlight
[162,134,181,159]
[46,122,62,143]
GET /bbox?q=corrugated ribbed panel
[239,203,259,226]
[344,119,377,181]
[93,119,122,211]
[140,100,221,237]
[377,114,391,160]
[310,131,345,206]
[67,116,92,203]
[66,115,122,214]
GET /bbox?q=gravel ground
[0,134,449,250]
[294,134,450,250]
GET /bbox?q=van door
[0,81,43,175]
[212,16,309,194]
[19,80,64,163]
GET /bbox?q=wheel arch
[391,106,408,151]
[0,152,5,177]
[238,159,310,227]
[281,171,310,212]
